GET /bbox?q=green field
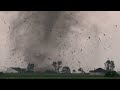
[0,73,120,79]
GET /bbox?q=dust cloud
[0,11,120,72]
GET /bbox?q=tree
[27,63,34,72]
[105,71,119,77]
[58,61,62,65]
[110,61,115,71]
[61,66,71,73]
[104,60,111,71]
[104,60,115,71]
[52,61,57,71]
[52,61,62,73]
[72,70,76,73]
[78,68,85,74]
[57,61,62,72]
[104,60,118,77]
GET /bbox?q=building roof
[89,68,106,73]
[6,68,18,73]
[11,67,26,72]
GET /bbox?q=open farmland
[0,73,120,79]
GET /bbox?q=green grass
[0,73,120,79]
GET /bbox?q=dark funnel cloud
[9,11,77,71]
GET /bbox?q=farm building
[6,67,27,73]
[11,67,26,73]
[89,68,106,76]
[6,67,18,73]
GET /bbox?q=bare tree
[57,61,62,72]
[52,61,62,73]
[52,61,57,71]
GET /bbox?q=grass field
[0,73,120,79]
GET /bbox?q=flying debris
[0,11,119,73]
[99,38,101,41]
[78,61,81,63]
[4,21,6,24]
[71,52,73,54]
[48,58,50,60]
[9,26,10,30]
[88,37,90,39]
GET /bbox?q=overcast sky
[0,11,120,72]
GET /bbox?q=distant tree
[110,61,115,71]
[104,60,115,71]
[78,68,85,74]
[58,61,62,65]
[72,70,76,73]
[27,63,34,72]
[52,61,62,73]
[105,60,110,71]
[0,72,3,74]
[105,71,119,77]
[52,61,57,71]
[104,60,118,77]
[61,66,71,73]
[57,61,62,72]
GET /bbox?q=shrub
[104,71,119,77]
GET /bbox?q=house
[89,68,106,76]
[6,67,26,73]
[6,67,18,73]
[11,67,26,73]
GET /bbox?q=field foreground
[0,73,120,79]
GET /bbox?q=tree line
[51,60,119,77]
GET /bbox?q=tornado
[0,11,120,72]
[7,11,77,71]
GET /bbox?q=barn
[6,67,18,73]
[6,67,26,73]
[89,68,106,76]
